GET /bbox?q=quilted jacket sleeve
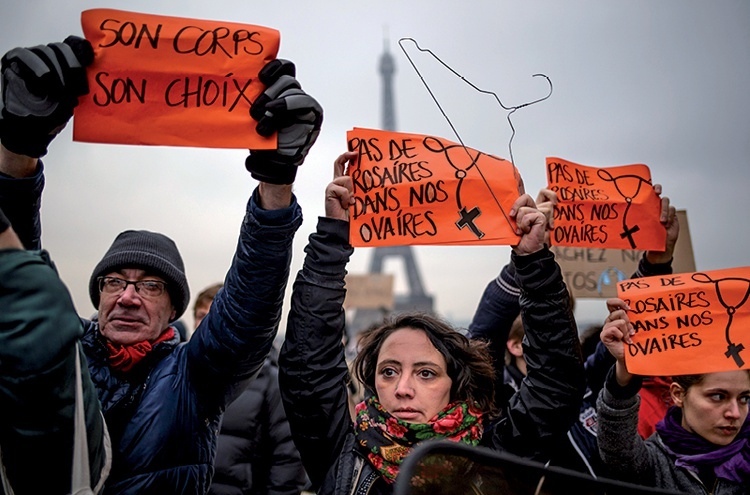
[0,162,44,250]
[186,187,302,412]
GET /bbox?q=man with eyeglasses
[0,36,321,494]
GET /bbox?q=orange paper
[74,9,279,149]
[346,128,522,247]
[618,267,750,375]
[546,157,666,251]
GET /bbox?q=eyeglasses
[98,276,168,299]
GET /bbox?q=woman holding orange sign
[597,298,750,493]
[278,151,586,494]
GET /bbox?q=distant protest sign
[552,210,696,299]
[344,274,394,310]
[74,9,279,149]
[618,267,750,375]
[346,127,522,248]
[547,157,666,251]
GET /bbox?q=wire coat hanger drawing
[398,37,553,169]
[397,37,553,237]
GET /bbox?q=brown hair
[193,282,223,318]
[673,371,750,391]
[352,312,497,417]
[672,374,706,391]
[505,315,525,366]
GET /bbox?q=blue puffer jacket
[0,163,302,494]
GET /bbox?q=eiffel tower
[349,38,434,336]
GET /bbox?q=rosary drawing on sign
[596,170,653,249]
[398,38,552,240]
[692,273,750,367]
[421,137,515,239]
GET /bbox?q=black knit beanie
[89,230,190,321]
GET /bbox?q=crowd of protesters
[0,29,747,495]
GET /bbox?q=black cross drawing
[619,199,641,248]
[692,273,750,367]
[456,206,485,239]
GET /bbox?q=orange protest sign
[618,267,750,376]
[551,209,697,299]
[73,9,279,149]
[346,128,522,247]
[546,157,666,251]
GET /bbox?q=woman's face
[375,328,452,424]
[672,370,750,446]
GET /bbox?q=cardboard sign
[344,274,394,310]
[74,9,279,149]
[547,157,666,251]
[346,127,522,248]
[618,267,750,375]
[552,210,696,299]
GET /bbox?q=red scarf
[106,327,175,373]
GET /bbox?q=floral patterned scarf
[353,394,483,484]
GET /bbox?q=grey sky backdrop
[2,1,748,333]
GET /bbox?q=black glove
[245,59,323,185]
[0,36,94,158]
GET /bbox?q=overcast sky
[2,0,748,332]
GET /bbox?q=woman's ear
[670,382,686,407]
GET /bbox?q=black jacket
[278,218,585,495]
[468,250,675,478]
[209,356,308,495]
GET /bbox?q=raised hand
[601,298,636,385]
[245,59,323,185]
[510,194,547,256]
[535,187,558,245]
[646,184,679,264]
[0,36,94,157]
[325,151,356,221]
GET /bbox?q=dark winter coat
[209,357,308,495]
[0,163,302,494]
[469,251,676,478]
[0,249,109,494]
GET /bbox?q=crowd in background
[0,30,747,495]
